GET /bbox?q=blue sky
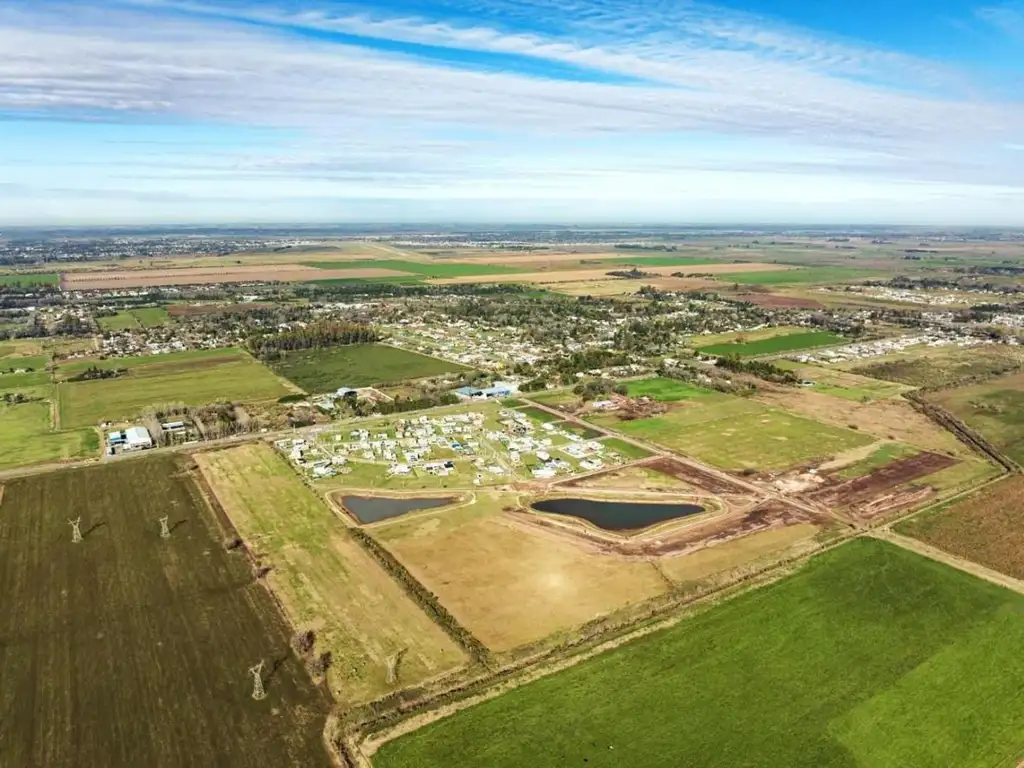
[0,0,1022,225]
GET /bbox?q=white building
[125,426,153,450]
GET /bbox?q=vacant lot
[0,272,60,286]
[599,397,874,471]
[850,345,1023,389]
[196,444,465,705]
[699,330,844,357]
[625,377,718,402]
[774,361,910,401]
[268,344,469,393]
[899,476,1024,579]
[375,539,1024,768]
[56,348,292,428]
[600,437,654,460]
[371,492,668,651]
[0,457,330,767]
[928,372,1024,464]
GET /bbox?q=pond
[342,495,456,524]
[531,497,705,532]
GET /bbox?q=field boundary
[905,391,1020,473]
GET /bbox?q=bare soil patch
[62,265,410,290]
[640,457,752,495]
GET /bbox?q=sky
[0,0,1023,226]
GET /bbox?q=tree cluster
[247,320,380,360]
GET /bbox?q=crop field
[98,307,170,331]
[0,272,60,286]
[0,457,330,767]
[301,258,526,278]
[927,372,1024,464]
[609,255,720,267]
[370,492,669,651]
[625,377,719,402]
[898,476,1024,579]
[56,348,293,428]
[714,267,884,285]
[596,397,874,471]
[374,539,1024,768]
[196,444,466,705]
[698,330,844,357]
[267,343,469,393]
[0,401,98,469]
[60,264,414,290]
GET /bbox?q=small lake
[531,497,705,532]
[343,496,456,524]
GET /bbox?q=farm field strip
[372,539,1024,768]
[0,272,60,286]
[697,330,845,357]
[60,264,412,290]
[196,444,467,706]
[712,266,886,285]
[0,457,330,767]
[301,259,527,278]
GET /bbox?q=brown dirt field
[753,389,968,456]
[897,476,1024,580]
[808,451,958,518]
[61,265,411,290]
[370,493,669,652]
[641,457,752,494]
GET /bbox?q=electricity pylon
[249,661,266,700]
[69,517,83,544]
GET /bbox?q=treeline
[337,392,460,418]
[715,355,799,385]
[67,365,124,382]
[247,320,380,360]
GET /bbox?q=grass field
[596,396,873,471]
[302,259,525,278]
[600,437,654,460]
[610,256,719,267]
[698,330,844,357]
[196,444,466,705]
[0,457,330,767]
[56,348,292,428]
[514,405,562,423]
[927,372,1024,464]
[268,344,469,393]
[0,272,60,286]
[898,476,1024,579]
[625,377,719,402]
[836,442,919,479]
[774,361,910,402]
[0,401,98,469]
[98,307,170,331]
[375,539,1024,768]
[849,345,1023,389]
[715,267,883,285]
[371,492,668,651]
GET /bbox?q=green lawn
[602,398,873,471]
[0,402,97,469]
[301,259,525,278]
[625,377,720,402]
[0,273,60,287]
[600,437,653,460]
[699,330,844,358]
[56,348,292,427]
[267,344,469,393]
[715,267,885,285]
[376,539,1024,768]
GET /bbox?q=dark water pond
[531,497,705,531]
[343,496,455,524]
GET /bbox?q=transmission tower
[159,516,171,539]
[69,517,83,544]
[385,649,406,685]
[249,660,267,701]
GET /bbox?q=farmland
[898,476,1024,579]
[369,491,669,651]
[593,396,874,471]
[196,444,467,705]
[267,344,469,394]
[0,272,60,286]
[927,372,1024,464]
[374,539,1024,768]
[0,457,330,767]
[56,348,293,428]
[698,330,844,357]
[850,345,1023,389]
[714,267,884,285]
[0,401,98,469]
[302,258,526,278]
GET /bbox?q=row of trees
[247,320,380,360]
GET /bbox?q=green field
[599,437,654,460]
[716,267,884,285]
[774,361,910,402]
[376,539,1024,768]
[0,457,331,767]
[267,344,469,394]
[301,259,525,278]
[0,272,60,287]
[625,377,719,402]
[56,348,292,428]
[515,405,562,423]
[699,330,844,357]
[594,396,873,471]
[610,256,719,268]
[0,401,97,469]
[836,442,919,479]
[928,373,1024,464]
[98,307,170,331]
